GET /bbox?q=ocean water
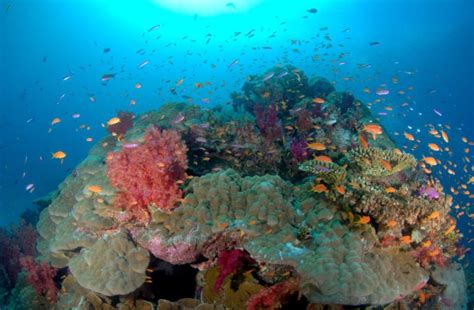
[1,0,473,308]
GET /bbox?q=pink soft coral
[20,256,58,303]
[106,126,188,223]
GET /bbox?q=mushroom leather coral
[106,126,188,221]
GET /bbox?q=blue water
[1,0,473,265]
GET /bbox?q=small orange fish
[311,183,328,193]
[399,235,412,244]
[335,185,345,195]
[428,143,440,151]
[357,216,371,225]
[359,134,369,149]
[404,132,415,141]
[87,185,102,194]
[423,156,438,166]
[429,129,439,136]
[444,224,456,235]
[52,151,66,159]
[262,92,270,98]
[312,97,325,104]
[195,82,203,88]
[307,142,326,151]
[427,211,440,220]
[385,187,396,193]
[86,137,93,142]
[107,117,121,126]
[51,117,61,125]
[134,83,142,89]
[441,130,449,143]
[386,220,397,228]
[363,124,383,140]
[314,155,332,163]
[380,159,392,171]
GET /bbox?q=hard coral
[106,126,188,222]
[20,256,58,303]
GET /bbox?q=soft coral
[20,256,58,303]
[106,126,188,223]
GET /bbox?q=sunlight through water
[153,0,263,16]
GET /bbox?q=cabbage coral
[106,126,188,223]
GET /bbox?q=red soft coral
[411,244,448,268]
[106,126,188,224]
[247,278,300,310]
[20,256,58,303]
[214,249,255,291]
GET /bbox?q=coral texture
[69,231,150,296]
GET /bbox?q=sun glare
[153,0,261,16]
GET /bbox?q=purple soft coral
[254,104,283,141]
[419,186,439,200]
[290,138,309,163]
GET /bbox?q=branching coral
[106,125,188,222]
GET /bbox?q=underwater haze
[1,0,474,308]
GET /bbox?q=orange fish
[363,124,383,140]
[357,216,371,225]
[386,220,397,228]
[428,143,440,151]
[428,129,439,136]
[399,235,412,244]
[359,134,369,149]
[444,224,456,235]
[335,185,345,195]
[421,240,432,248]
[441,130,449,143]
[404,132,415,141]
[262,92,270,98]
[51,117,61,125]
[195,82,203,88]
[87,185,102,194]
[427,211,440,220]
[311,183,328,193]
[312,97,325,104]
[380,159,392,171]
[307,142,326,151]
[314,155,332,163]
[385,187,396,193]
[134,83,142,89]
[423,157,438,166]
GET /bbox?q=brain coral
[69,230,150,296]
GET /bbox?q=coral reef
[5,66,464,310]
